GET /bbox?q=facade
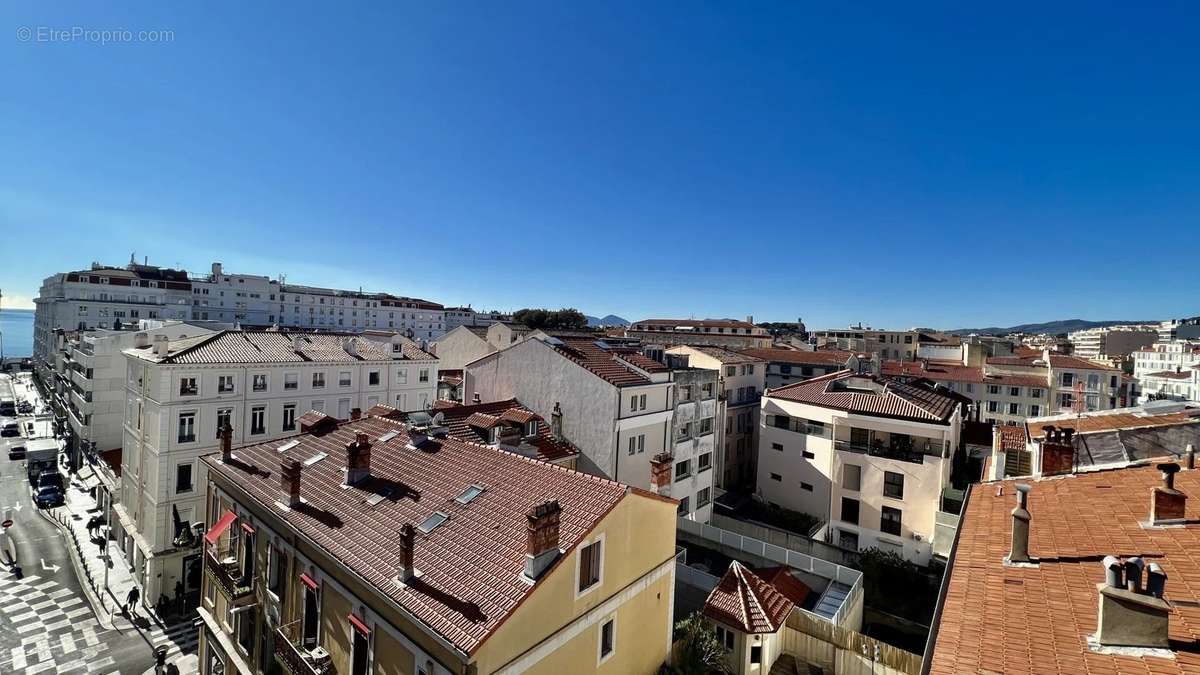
[1133,341,1200,402]
[666,346,764,492]
[1067,326,1157,359]
[431,323,541,373]
[197,414,678,675]
[626,318,772,350]
[442,307,512,332]
[1157,316,1200,342]
[758,371,963,564]
[740,348,856,390]
[987,352,1126,412]
[813,326,921,361]
[190,263,281,325]
[278,285,445,338]
[115,330,438,609]
[661,365,720,522]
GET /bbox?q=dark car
[34,472,64,508]
[1,422,18,437]
[8,444,26,460]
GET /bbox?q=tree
[513,307,589,330]
[664,612,730,675]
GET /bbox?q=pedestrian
[126,585,140,617]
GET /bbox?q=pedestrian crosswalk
[0,572,120,674]
[148,614,201,658]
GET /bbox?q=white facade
[188,262,279,325]
[1133,341,1200,402]
[667,369,721,523]
[114,331,438,606]
[277,284,445,337]
[1067,327,1156,359]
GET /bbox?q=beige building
[1067,326,1156,359]
[813,326,921,361]
[431,323,541,372]
[197,413,678,675]
[626,318,772,350]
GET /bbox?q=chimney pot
[1009,483,1032,564]
[351,407,362,421]
[1124,557,1145,592]
[345,433,372,485]
[1103,555,1123,588]
[1146,562,1168,598]
[1150,463,1187,525]
[1187,443,1196,470]
[219,422,233,463]
[1159,462,1180,490]
[397,524,416,582]
[473,392,481,404]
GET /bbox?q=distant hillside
[586,314,629,327]
[949,318,1158,336]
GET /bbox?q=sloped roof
[767,371,959,424]
[542,336,666,387]
[128,330,436,364]
[424,399,579,464]
[703,561,795,634]
[740,348,859,366]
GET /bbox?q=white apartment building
[741,348,855,390]
[188,262,279,324]
[277,284,445,337]
[465,335,715,514]
[432,322,542,372]
[441,306,512,332]
[813,326,921,361]
[1066,326,1156,359]
[986,351,1125,412]
[626,318,773,350]
[664,366,720,522]
[115,330,437,608]
[1157,317,1200,342]
[758,371,963,565]
[666,346,764,491]
[1133,341,1200,402]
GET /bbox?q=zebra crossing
[147,613,201,659]
[0,572,120,674]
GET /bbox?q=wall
[431,327,494,371]
[780,610,921,675]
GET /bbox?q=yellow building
[196,411,678,675]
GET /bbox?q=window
[350,615,370,675]
[679,385,692,401]
[1031,388,1042,398]
[725,366,736,377]
[1060,392,1074,409]
[1008,402,1020,415]
[841,497,860,525]
[772,442,783,451]
[1030,404,1040,416]
[216,408,232,437]
[180,377,198,396]
[772,414,790,429]
[283,373,298,390]
[881,506,903,536]
[716,625,734,650]
[639,394,647,410]
[283,404,297,432]
[267,545,284,594]
[368,371,380,386]
[987,385,999,395]
[339,371,352,387]
[770,473,782,482]
[176,463,194,493]
[252,374,268,392]
[883,471,904,499]
[578,540,602,593]
[1061,372,1074,387]
[987,400,999,412]
[628,436,636,455]
[419,369,430,383]
[312,372,326,388]
[1087,373,1101,390]
[843,464,861,491]
[524,420,538,437]
[677,422,692,440]
[678,496,690,515]
[699,417,713,435]
[338,398,351,419]
[675,460,691,481]
[697,487,711,506]
[1009,386,1020,397]
[629,396,637,412]
[599,617,615,662]
[701,382,714,398]
[802,450,815,460]
[218,375,235,393]
[801,482,814,491]
[178,412,196,443]
[237,607,255,654]
[251,406,266,435]
[698,452,712,472]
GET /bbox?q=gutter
[920,481,972,675]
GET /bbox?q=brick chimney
[1095,555,1171,649]
[397,524,416,583]
[345,432,372,485]
[551,402,563,441]
[523,500,562,580]
[350,407,362,421]
[1008,483,1032,564]
[650,453,673,494]
[1038,425,1075,477]
[472,392,482,404]
[280,458,303,508]
[219,422,233,463]
[1150,462,1186,526]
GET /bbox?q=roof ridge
[160,329,229,363]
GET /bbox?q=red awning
[240,522,256,535]
[348,613,371,636]
[299,573,318,590]
[204,510,237,545]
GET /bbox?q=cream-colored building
[626,318,772,350]
[813,326,921,361]
[431,323,541,372]
[197,413,678,675]
[116,330,437,609]
[758,371,963,564]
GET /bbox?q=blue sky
[2,2,1198,329]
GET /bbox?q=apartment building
[882,360,1049,426]
[405,397,581,469]
[190,263,281,325]
[115,330,438,609]
[987,351,1125,412]
[740,348,855,389]
[666,346,764,492]
[1067,326,1156,359]
[432,323,541,372]
[277,285,444,338]
[1157,316,1200,342]
[813,326,921,361]
[661,364,720,522]
[1133,341,1200,402]
[442,306,512,332]
[626,318,772,350]
[758,371,963,564]
[197,414,678,675]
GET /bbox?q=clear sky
[3,2,1198,329]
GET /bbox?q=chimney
[551,402,563,441]
[472,392,481,404]
[280,458,303,508]
[523,500,562,580]
[1008,483,1032,564]
[1150,462,1186,525]
[1187,443,1195,470]
[152,334,169,357]
[345,432,371,485]
[343,337,358,357]
[219,422,233,463]
[1095,555,1171,649]
[292,334,302,352]
[351,407,362,421]
[134,332,151,348]
[1038,425,1075,477]
[650,453,673,494]
[745,315,753,325]
[988,425,1005,481]
[397,524,416,583]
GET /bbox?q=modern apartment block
[666,346,764,492]
[1067,326,1156,359]
[115,330,438,609]
[1157,316,1200,342]
[277,284,444,338]
[197,414,679,675]
[660,364,720,522]
[1133,341,1200,402]
[626,318,772,350]
[758,370,963,564]
[987,351,1125,412]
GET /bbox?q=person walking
[126,585,140,617]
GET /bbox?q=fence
[782,609,922,675]
[710,513,859,568]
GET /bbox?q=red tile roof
[677,345,765,364]
[1145,370,1193,380]
[882,361,1048,388]
[753,566,812,608]
[543,336,665,387]
[997,424,1028,452]
[203,416,634,655]
[634,318,759,330]
[1047,354,1120,372]
[739,348,859,366]
[929,463,1200,675]
[130,330,437,364]
[704,561,795,634]
[1027,408,1200,439]
[427,399,579,464]
[768,371,959,424]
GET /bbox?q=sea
[0,308,34,358]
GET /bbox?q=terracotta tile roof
[882,361,1048,388]
[542,336,663,387]
[1145,370,1193,380]
[986,355,1042,367]
[425,399,579,464]
[1047,354,1121,372]
[633,318,759,330]
[929,463,1200,675]
[364,404,405,420]
[703,561,794,634]
[203,416,628,655]
[739,348,858,366]
[130,330,436,364]
[767,371,959,425]
[1027,407,1200,439]
[753,566,812,608]
[997,424,1028,451]
[677,345,764,364]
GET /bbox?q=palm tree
[665,612,731,675]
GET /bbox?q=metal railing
[204,548,254,601]
[833,440,926,465]
[275,620,335,675]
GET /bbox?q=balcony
[275,621,335,675]
[204,548,254,603]
[835,440,925,464]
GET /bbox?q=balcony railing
[204,548,254,602]
[275,621,335,675]
[834,440,925,465]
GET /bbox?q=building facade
[626,318,772,350]
[813,326,921,361]
[1067,326,1156,360]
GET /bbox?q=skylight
[455,484,486,505]
[277,440,301,453]
[417,511,449,534]
[303,452,328,467]
[378,430,399,443]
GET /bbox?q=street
[0,373,174,675]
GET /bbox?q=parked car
[8,444,26,460]
[1,422,19,437]
[34,472,65,507]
